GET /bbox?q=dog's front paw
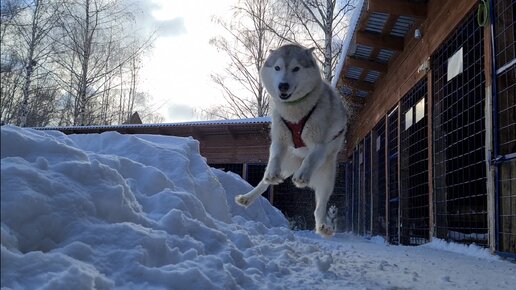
[292,170,309,188]
[235,195,251,207]
[316,224,335,238]
[264,173,283,185]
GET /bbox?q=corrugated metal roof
[391,16,415,37]
[365,12,389,33]
[376,49,396,63]
[354,44,374,59]
[34,117,272,131]
[356,90,369,98]
[364,70,382,83]
[335,2,419,101]
[346,67,363,80]
[339,86,353,96]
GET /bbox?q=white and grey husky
[235,44,349,237]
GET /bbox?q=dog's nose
[278,83,290,93]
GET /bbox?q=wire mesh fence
[432,11,488,246]
[373,118,387,236]
[493,0,516,255]
[364,135,372,236]
[387,107,400,244]
[353,149,361,234]
[400,78,430,246]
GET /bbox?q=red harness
[281,105,317,148]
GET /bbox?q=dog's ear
[269,49,275,54]
[306,47,316,54]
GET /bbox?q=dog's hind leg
[310,156,337,237]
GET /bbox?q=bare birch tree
[16,0,62,126]
[208,0,289,119]
[276,0,354,82]
[0,0,62,126]
[1,0,160,126]
[53,0,153,125]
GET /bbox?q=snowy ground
[1,125,514,290]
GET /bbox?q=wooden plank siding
[345,0,478,156]
[42,123,272,164]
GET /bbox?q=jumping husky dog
[235,44,349,237]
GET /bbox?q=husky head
[327,205,338,218]
[260,44,321,103]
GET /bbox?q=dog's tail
[235,180,270,207]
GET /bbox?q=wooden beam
[368,0,427,19]
[341,78,375,93]
[356,31,404,52]
[344,94,366,106]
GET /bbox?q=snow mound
[421,238,500,261]
[1,125,288,289]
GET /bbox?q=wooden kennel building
[335,0,514,257]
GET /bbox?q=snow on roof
[34,116,272,131]
[332,0,366,87]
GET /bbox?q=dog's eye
[274,66,280,71]
[292,67,300,72]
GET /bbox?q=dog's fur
[235,44,349,237]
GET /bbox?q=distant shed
[37,117,272,164]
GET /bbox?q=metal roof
[34,117,272,132]
[335,0,427,102]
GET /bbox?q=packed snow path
[1,126,514,289]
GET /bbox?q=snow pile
[369,236,387,245]
[1,125,288,289]
[421,238,499,260]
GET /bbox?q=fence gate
[352,149,360,233]
[400,78,430,245]
[387,106,400,244]
[493,0,516,256]
[364,135,372,236]
[432,11,488,247]
[345,161,354,232]
[372,119,387,236]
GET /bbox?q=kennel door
[492,0,516,256]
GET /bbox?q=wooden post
[242,163,248,181]
[269,185,275,205]
[385,115,390,241]
[397,105,402,243]
[370,132,374,235]
[483,22,496,253]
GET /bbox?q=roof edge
[332,0,366,88]
[33,117,272,131]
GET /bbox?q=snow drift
[1,125,288,289]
